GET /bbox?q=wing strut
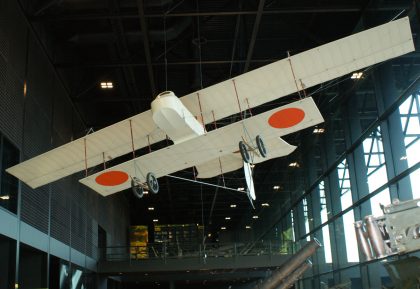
[166,174,243,193]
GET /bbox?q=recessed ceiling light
[261,203,269,207]
[221,227,226,230]
[273,185,280,190]
[252,215,259,219]
[0,195,10,200]
[245,226,251,229]
[153,219,158,222]
[237,187,244,191]
[230,204,237,208]
[289,162,300,168]
[100,81,113,89]
[225,217,231,220]
[313,128,325,134]
[351,72,363,79]
[148,207,154,211]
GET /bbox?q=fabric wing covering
[79,97,324,196]
[6,17,415,190]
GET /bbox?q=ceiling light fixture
[273,185,280,190]
[225,217,231,220]
[289,162,300,168]
[261,203,269,207]
[313,127,325,134]
[245,226,251,229]
[0,195,10,200]
[221,227,226,230]
[351,72,363,79]
[153,219,159,222]
[252,215,259,219]
[237,187,244,191]
[230,204,237,208]
[148,207,154,211]
[100,82,113,89]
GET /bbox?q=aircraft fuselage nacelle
[151,91,205,144]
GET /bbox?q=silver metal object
[276,259,312,289]
[256,239,321,289]
[365,215,387,258]
[355,198,420,261]
[354,221,373,261]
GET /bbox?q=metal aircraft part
[244,162,256,201]
[355,198,420,261]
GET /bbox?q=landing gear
[131,177,144,199]
[239,135,267,163]
[131,172,159,198]
[147,172,159,194]
[256,135,267,158]
[239,141,250,163]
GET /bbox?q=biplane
[6,17,415,202]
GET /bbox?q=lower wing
[79,97,323,196]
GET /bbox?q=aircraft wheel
[147,172,159,194]
[239,141,250,163]
[131,178,144,199]
[256,135,267,158]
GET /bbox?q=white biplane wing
[195,137,296,179]
[6,111,166,188]
[180,17,414,123]
[79,97,323,196]
[6,17,414,190]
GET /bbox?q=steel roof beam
[244,0,265,73]
[31,5,407,21]
[136,0,156,96]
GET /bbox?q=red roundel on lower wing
[268,108,305,128]
[96,171,129,186]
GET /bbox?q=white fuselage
[151,91,205,144]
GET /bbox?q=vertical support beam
[243,0,265,73]
[342,91,372,289]
[320,110,346,284]
[137,0,156,96]
[372,64,412,201]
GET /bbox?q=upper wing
[180,17,414,123]
[6,111,166,189]
[79,97,323,196]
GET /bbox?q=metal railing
[100,240,296,262]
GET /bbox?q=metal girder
[136,0,156,96]
[31,5,408,22]
[244,0,265,73]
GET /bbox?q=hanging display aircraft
[6,17,415,201]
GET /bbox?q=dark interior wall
[19,245,48,289]
[0,0,129,258]
[0,237,16,289]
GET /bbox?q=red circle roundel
[96,171,129,186]
[268,108,305,129]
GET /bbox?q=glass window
[302,198,310,241]
[363,127,391,215]
[290,210,296,242]
[338,159,359,262]
[399,92,420,199]
[319,181,332,263]
[0,136,19,214]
